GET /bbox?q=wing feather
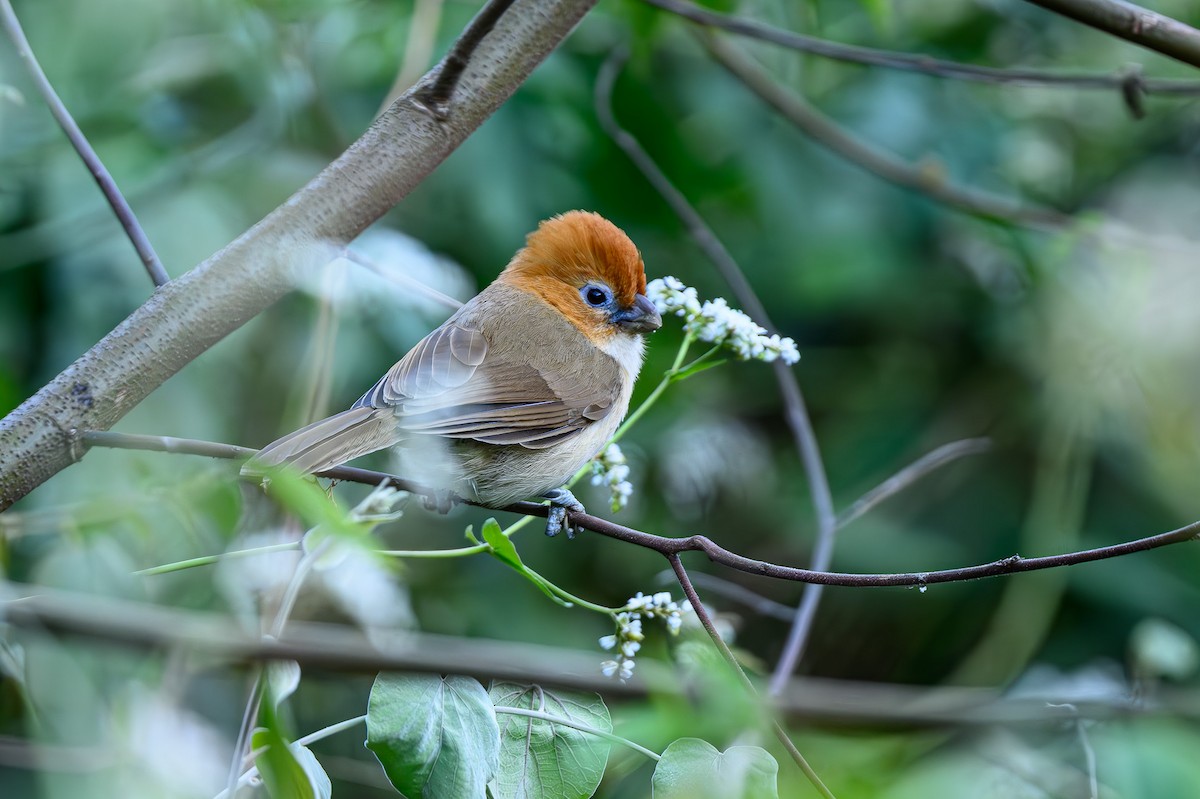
[353,317,621,448]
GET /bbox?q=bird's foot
[543,488,586,539]
[421,489,457,515]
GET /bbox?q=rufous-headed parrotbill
[245,211,662,536]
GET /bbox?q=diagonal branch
[836,438,993,529]
[0,0,598,511]
[1021,0,1200,69]
[667,554,836,799]
[0,0,169,286]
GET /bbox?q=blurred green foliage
[4,0,1200,795]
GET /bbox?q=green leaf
[652,739,778,799]
[672,358,728,382]
[252,727,331,799]
[488,683,612,799]
[366,674,500,798]
[261,468,374,552]
[465,524,482,545]
[481,517,523,570]
[480,518,571,607]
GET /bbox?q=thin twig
[594,47,839,698]
[836,438,993,529]
[699,31,1070,230]
[656,569,795,620]
[643,0,1200,95]
[0,0,169,287]
[414,0,519,117]
[341,248,465,311]
[667,554,837,799]
[77,429,1200,587]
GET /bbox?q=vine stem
[495,706,661,761]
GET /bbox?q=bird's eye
[583,286,610,307]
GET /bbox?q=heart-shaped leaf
[489,682,612,799]
[652,738,778,799]
[366,674,499,798]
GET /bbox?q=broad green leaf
[366,674,500,798]
[652,739,778,799]
[488,682,612,799]
[252,727,331,799]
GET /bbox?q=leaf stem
[522,565,621,614]
[607,332,695,448]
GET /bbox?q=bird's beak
[613,293,662,334]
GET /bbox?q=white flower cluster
[599,591,686,681]
[646,276,801,365]
[590,443,633,512]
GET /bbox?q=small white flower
[647,276,800,365]
[590,443,636,511]
[599,589,689,680]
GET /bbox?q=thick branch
[0,0,597,511]
[7,584,1190,725]
[1022,0,1200,69]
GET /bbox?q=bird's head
[499,211,662,345]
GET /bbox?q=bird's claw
[421,489,457,515]
[543,488,585,539]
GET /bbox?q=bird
[244,211,662,537]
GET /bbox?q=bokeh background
[4,0,1200,796]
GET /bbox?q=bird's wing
[353,319,621,449]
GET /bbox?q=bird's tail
[241,407,397,476]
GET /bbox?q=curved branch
[0,0,598,511]
[700,31,1071,230]
[643,0,1200,95]
[75,431,1200,588]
